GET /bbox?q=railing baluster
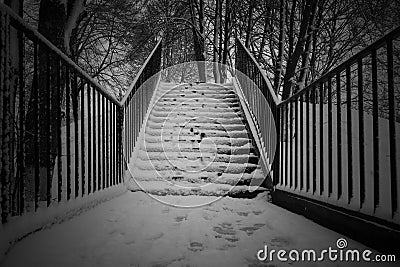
[102,97,106,189]
[306,89,311,192]
[87,83,92,194]
[290,100,293,189]
[106,99,109,188]
[300,94,304,191]
[46,51,51,207]
[18,29,25,214]
[319,82,324,196]
[328,78,333,197]
[66,65,71,200]
[387,39,398,217]
[80,78,85,197]
[336,72,342,200]
[312,86,317,194]
[56,58,62,203]
[346,65,353,204]
[295,98,299,190]
[371,50,379,210]
[358,58,365,208]
[97,89,101,191]
[93,88,96,193]
[33,43,40,211]
[73,72,79,198]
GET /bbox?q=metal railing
[236,27,400,228]
[235,27,400,253]
[278,27,400,225]
[0,3,123,224]
[121,40,162,166]
[235,38,280,186]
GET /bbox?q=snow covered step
[134,158,260,174]
[144,127,249,138]
[129,167,265,186]
[148,115,245,125]
[137,150,259,164]
[140,142,254,154]
[150,110,243,119]
[144,135,251,146]
[126,180,268,197]
[145,121,246,131]
[151,105,242,113]
[155,102,240,110]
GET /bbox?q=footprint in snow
[174,215,187,222]
[225,236,239,243]
[146,232,164,241]
[270,237,291,247]
[237,211,249,217]
[188,241,204,252]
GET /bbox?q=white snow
[2,191,396,267]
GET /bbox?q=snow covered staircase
[126,82,269,197]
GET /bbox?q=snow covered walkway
[2,191,391,267]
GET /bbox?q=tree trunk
[220,0,232,83]
[189,0,206,82]
[213,0,221,83]
[281,0,316,100]
[24,0,84,202]
[297,0,321,91]
[273,0,286,93]
[245,0,255,48]
[288,0,297,59]
[258,3,270,61]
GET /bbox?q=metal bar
[358,58,365,207]
[346,65,353,203]
[80,79,85,197]
[295,98,299,190]
[387,39,398,216]
[312,86,317,194]
[87,83,92,194]
[97,89,101,191]
[18,29,25,214]
[320,82,324,196]
[290,100,293,189]
[93,87,96,193]
[306,90,310,192]
[110,105,114,186]
[300,94,304,191]
[371,50,379,209]
[33,43,39,210]
[328,78,333,197]
[66,65,71,200]
[73,72,79,198]
[56,58,62,203]
[46,51,51,207]
[106,100,109,188]
[285,104,289,187]
[102,97,106,189]
[336,72,342,200]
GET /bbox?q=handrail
[0,3,121,107]
[235,37,280,105]
[280,26,400,105]
[120,39,162,105]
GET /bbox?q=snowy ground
[2,191,397,267]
